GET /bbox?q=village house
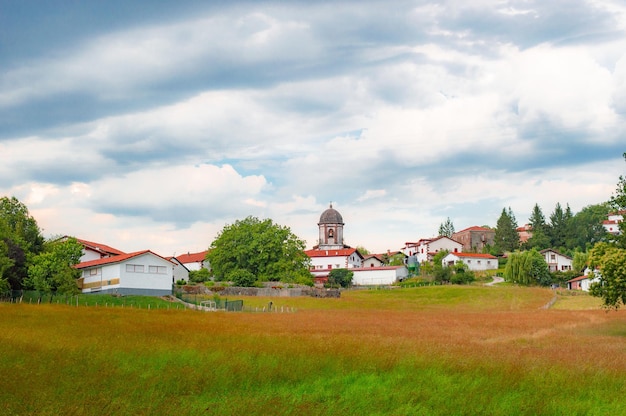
[74,250,175,296]
[567,269,600,291]
[362,254,385,268]
[441,252,499,272]
[452,226,495,252]
[603,210,624,235]
[540,249,573,272]
[175,250,210,271]
[516,224,533,245]
[62,237,125,263]
[351,265,409,285]
[403,236,463,263]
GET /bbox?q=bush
[175,279,186,286]
[189,268,211,283]
[227,269,257,287]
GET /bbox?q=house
[352,265,409,285]
[75,250,175,296]
[441,252,498,272]
[540,249,573,272]
[362,254,385,268]
[61,237,125,263]
[516,224,533,244]
[305,248,364,271]
[175,250,210,271]
[603,210,624,235]
[403,236,463,263]
[168,257,190,283]
[567,270,600,291]
[452,226,495,252]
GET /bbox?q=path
[485,276,504,286]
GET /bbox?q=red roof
[448,252,498,259]
[305,248,360,258]
[455,226,493,233]
[74,238,126,256]
[176,250,209,264]
[74,250,173,269]
[566,275,589,283]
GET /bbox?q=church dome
[319,204,344,224]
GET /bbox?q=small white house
[540,249,573,272]
[567,269,601,291]
[75,250,175,296]
[442,252,498,272]
[352,265,409,285]
[603,210,624,235]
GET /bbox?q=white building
[442,252,498,272]
[404,236,463,263]
[540,249,573,272]
[567,269,601,291]
[75,250,175,296]
[603,210,624,235]
[175,250,210,271]
[352,265,408,285]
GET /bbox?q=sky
[2,0,626,256]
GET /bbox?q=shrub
[227,269,257,287]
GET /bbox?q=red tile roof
[74,250,173,269]
[305,248,360,258]
[176,250,209,264]
[74,238,126,256]
[455,226,493,233]
[448,252,498,259]
[566,275,589,283]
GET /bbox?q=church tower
[317,203,345,250]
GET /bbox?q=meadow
[1,285,625,415]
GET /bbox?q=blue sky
[1,0,625,255]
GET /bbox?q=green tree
[588,153,626,309]
[438,217,455,238]
[27,237,83,295]
[609,152,626,247]
[356,246,370,255]
[0,196,45,290]
[525,204,550,250]
[548,202,568,249]
[503,249,551,286]
[494,207,520,254]
[208,216,312,286]
[572,251,589,273]
[327,268,354,288]
[432,250,451,283]
[589,243,626,309]
[568,203,610,250]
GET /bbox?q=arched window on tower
[328,229,334,238]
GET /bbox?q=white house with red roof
[441,252,498,271]
[603,210,624,235]
[404,236,463,263]
[62,237,125,263]
[175,250,210,271]
[74,250,175,296]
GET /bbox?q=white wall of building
[352,266,408,285]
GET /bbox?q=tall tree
[208,216,312,286]
[0,197,45,289]
[438,217,455,238]
[525,204,550,250]
[494,207,519,253]
[609,152,626,247]
[548,202,567,248]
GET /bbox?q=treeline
[492,202,610,256]
[0,196,82,296]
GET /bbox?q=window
[328,229,334,238]
[477,261,481,265]
[89,268,100,276]
[126,264,144,273]
[149,265,167,274]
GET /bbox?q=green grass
[1,285,625,415]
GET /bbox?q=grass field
[1,286,625,415]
